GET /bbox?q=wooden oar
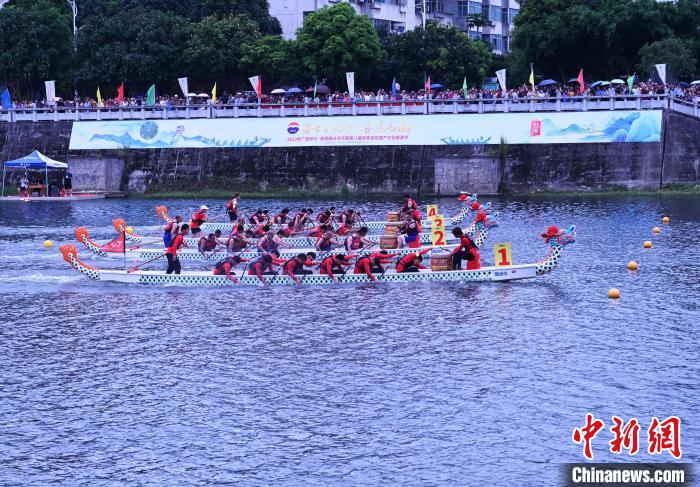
[128,253,166,273]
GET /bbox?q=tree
[240,35,303,88]
[0,0,74,97]
[295,3,385,90]
[638,38,697,82]
[74,8,189,94]
[184,14,260,87]
[383,22,492,90]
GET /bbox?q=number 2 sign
[431,214,446,246]
[493,242,512,267]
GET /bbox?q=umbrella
[287,87,303,93]
[197,93,210,98]
[186,93,198,97]
[690,80,700,86]
[567,78,579,83]
[610,79,625,84]
[270,88,286,94]
[431,83,445,89]
[677,82,689,87]
[305,85,331,94]
[590,81,611,88]
[538,79,557,87]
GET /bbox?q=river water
[0,195,697,485]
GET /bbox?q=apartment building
[269,0,520,54]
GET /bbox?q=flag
[178,77,189,98]
[96,86,103,107]
[391,77,397,98]
[1,88,11,109]
[655,64,667,85]
[577,69,584,94]
[101,234,125,253]
[627,74,635,92]
[248,75,262,98]
[529,63,535,91]
[495,69,506,92]
[462,76,468,99]
[425,76,431,95]
[313,79,317,99]
[116,83,124,103]
[146,84,155,106]
[211,83,217,104]
[45,80,56,105]
[346,72,355,97]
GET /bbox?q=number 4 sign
[426,204,438,218]
[493,242,512,267]
[431,214,446,246]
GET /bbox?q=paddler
[450,227,480,270]
[254,224,271,238]
[339,209,357,227]
[227,224,252,252]
[307,223,328,238]
[319,253,355,283]
[249,209,264,226]
[163,215,183,247]
[166,224,190,275]
[281,220,301,237]
[213,255,248,283]
[247,254,276,284]
[396,247,431,273]
[198,233,221,255]
[226,193,241,222]
[190,205,208,237]
[282,253,312,283]
[315,231,341,252]
[257,230,288,254]
[354,250,398,281]
[274,208,290,225]
[345,226,373,252]
[316,208,336,227]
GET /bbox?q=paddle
[128,252,166,273]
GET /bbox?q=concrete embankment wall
[0,110,697,195]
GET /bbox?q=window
[501,7,508,23]
[468,1,482,14]
[508,8,518,23]
[489,33,503,52]
[489,5,500,22]
[458,0,468,16]
[468,30,481,40]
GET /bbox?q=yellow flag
[96,86,103,107]
[211,82,217,104]
[529,63,535,91]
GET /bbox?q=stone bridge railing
[0,94,695,122]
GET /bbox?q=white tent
[2,150,68,196]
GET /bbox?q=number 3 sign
[493,242,512,267]
[431,214,446,246]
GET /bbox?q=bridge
[1,94,697,122]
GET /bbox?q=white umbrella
[270,88,286,94]
[690,80,700,86]
[197,93,210,98]
[610,79,625,84]
[186,92,198,97]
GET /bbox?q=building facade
[269,0,520,54]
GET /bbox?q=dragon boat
[75,211,499,262]
[59,225,576,287]
[154,194,488,233]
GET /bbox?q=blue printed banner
[68,111,662,150]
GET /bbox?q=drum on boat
[384,223,401,235]
[430,253,452,271]
[386,211,400,222]
[379,235,399,249]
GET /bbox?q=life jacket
[200,238,217,251]
[275,213,288,224]
[318,236,333,251]
[259,237,277,253]
[166,234,185,255]
[348,234,364,250]
[191,211,206,228]
[214,258,233,273]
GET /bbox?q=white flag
[248,76,261,98]
[178,77,189,98]
[495,69,507,92]
[346,72,355,97]
[655,64,667,85]
[45,80,56,105]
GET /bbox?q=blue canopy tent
[2,150,68,196]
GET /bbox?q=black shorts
[191,227,202,235]
[228,212,237,222]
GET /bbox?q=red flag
[577,69,584,94]
[116,82,124,103]
[101,234,125,253]
[425,76,431,95]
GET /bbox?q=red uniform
[396,248,430,273]
[166,234,185,256]
[247,260,268,282]
[451,235,480,270]
[354,252,398,281]
[337,223,352,236]
[190,211,207,231]
[283,259,301,282]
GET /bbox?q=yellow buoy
[643,241,652,249]
[662,216,670,224]
[126,226,134,234]
[608,288,621,299]
[652,227,661,234]
[627,261,638,271]
[43,240,53,248]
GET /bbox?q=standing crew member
[213,255,248,283]
[226,193,240,222]
[402,194,418,212]
[450,227,480,270]
[166,224,190,275]
[396,247,431,273]
[354,251,398,281]
[190,205,208,237]
[163,215,183,247]
[63,171,73,196]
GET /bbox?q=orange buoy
[643,241,652,249]
[627,261,638,271]
[608,288,621,299]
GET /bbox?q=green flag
[627,74,635,92]
[146,84,155,106]
[313,79,317,99]
[462,77,468,99]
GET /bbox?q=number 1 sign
[493,242,512,267]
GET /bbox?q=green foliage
[241,35,303,86]
[295,3,385,89]
[638,38,697,80]
[0,0,73,96]
[184,15,260,86]
[510,0,700,81]
[384,22,492,89]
